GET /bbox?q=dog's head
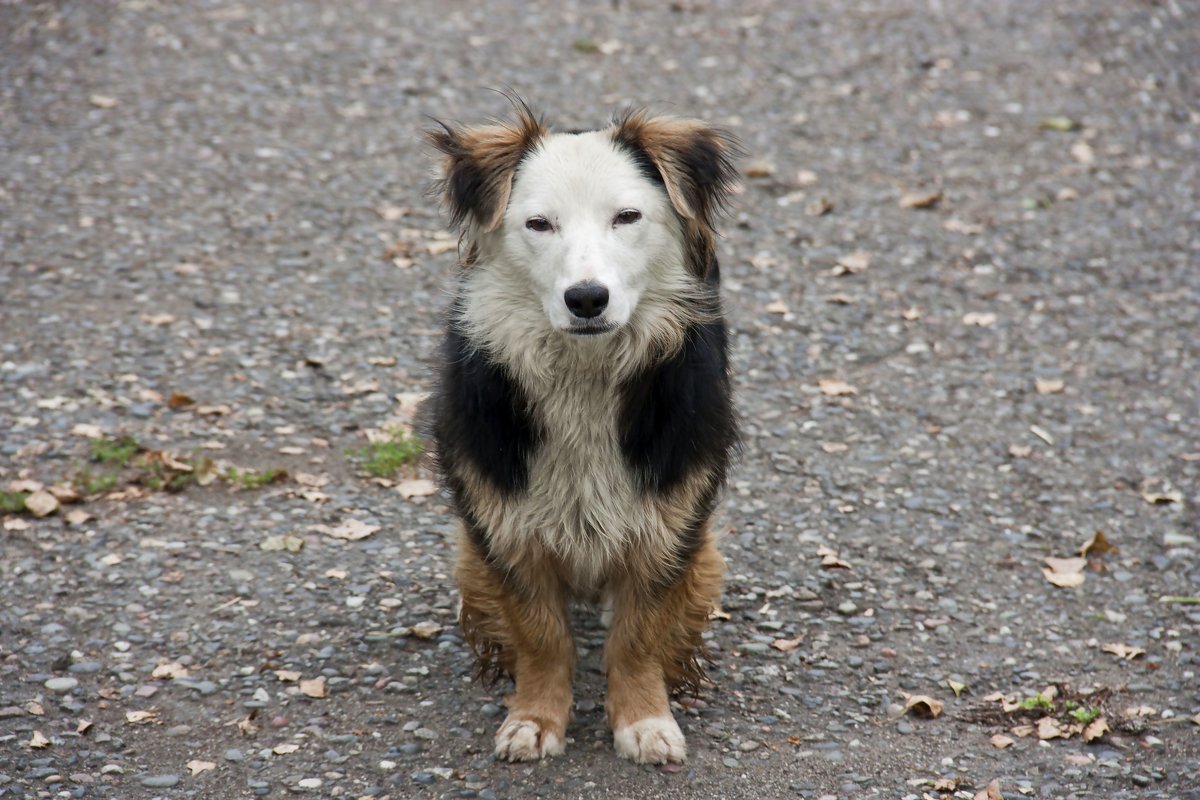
[427,102,737,338]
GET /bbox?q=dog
[425,100,738,765]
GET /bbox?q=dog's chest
[494,366,658,589]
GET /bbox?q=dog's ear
[611,111,739,230]
[426,102,546,233]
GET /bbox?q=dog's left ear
[611,111,740,230]
[426,103,547,233]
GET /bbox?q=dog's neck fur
[455,228,708,395]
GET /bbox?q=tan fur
[456,529,575,760]
[427,103,547,233]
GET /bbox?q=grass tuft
[0,491,29,513]
[349,431,422,478]
[226,467,286,489]
[90,435,140,466]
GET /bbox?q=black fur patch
[618,310,736,495]
[609,130,667,190]
[431,317,539,499]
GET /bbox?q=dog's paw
[494,716,565,762]
[613,715,687,764]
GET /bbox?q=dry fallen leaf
[1079,530,1117,557]
[29,730,50,749]
[1083,716,1109,742]
[299,677,326,698]
[1009,444,1033,458]
[1010,724,1036,738]
[771,636,803,652]
[1140,478,1182,505]
[1035,378,1065,395]
[899,189,943,209]
[946,679,967,697]
[327,519,381,540]
[89,94,118,108]
[1070,140,1095,166]
[71,423,104,438]
[151,662,190,680]
[409,621,444,640]
[821,442,849,454]
[833,250,871,275]
[3,517,30,531]
[818,378,857,397]
[990,734,1015,749]
[24,490,59,518]
[816,544,851,569]
[805,196,834,216]
[187,759,216,776]
[167,392,195,409]
[1123,705,1156,719]
[64,508,93,526]
[962,311,998,327]
[125,709,159,724]
[1037,716,1063,739]
[396,479,437,499]
[1043,556,1087,588]
[1101,642,1145,661]
[260,535,305,552]
[974,779,1004,800]
[275,670,301,683]
[764,300,789,314]
[272,743,300,755]
[902,694,944,718]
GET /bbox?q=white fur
[494,716,565,761]
[613,715,687,764]
[457,131,708,592]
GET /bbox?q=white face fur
[489,131,682,336]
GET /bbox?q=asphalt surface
[2,1,1198,798]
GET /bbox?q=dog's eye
[526,217,553,233]
[613,209,642,226]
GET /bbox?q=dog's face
[428,105,737,337]
[503,132,675,335]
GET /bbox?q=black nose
[564,282,609,319]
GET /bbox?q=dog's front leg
[457,533,575,761]
[603,531,723,764]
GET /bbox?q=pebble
[45,677,79,693]
[225,748,244,762]
[139,774,180,788]
[298,778,322,789]
[837,601,858,615]
[739,740,761,752]
[413,727,437,740]
[68,661,103,674]
[480,703,502,718]
[412,770,436,784]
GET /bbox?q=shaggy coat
[426,102,737,765]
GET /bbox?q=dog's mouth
[565,321,617,337]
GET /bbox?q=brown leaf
[744,160,775,178]
[272,743,300,755]
[1010,724,1036,738]
[973,779,1004,800]
[805,196,834,216]
[409,621,444,640]
[833,250,871,275]
[1035,378,1065,395]
[187,759,216,775]
[125,709,159,724]
[818,378,857,397]
[1008,444,1033,458]
[77,719,93,734]
[29,730,50,749]
[1083,716,1109,742]
[1036,716,1063,739]
[24,490,59,518]
[299,677,326,698]
[962,311,998,327]
[771,636,803,652]
[899,190,943,209]
[167,392,195,409]
[48,483,81,503]
[816,545,851,569]
[89,94,118,108]
[275,670,302,683]
[1043,556,1087,588]
[902,694,944,718]
[1140,478,1182,505]
[1101,642,1145,661]
[397,479,437,499]
[64,508,93,526]
[1079,530,1117,557]
[151,662,190,680]
[71,423,104,439]
[990,734,1015,749]
[764,300,789,314]
[325,519,381,540]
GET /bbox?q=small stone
[298,778,322,789]
[837,601,858,616]
[224,749,244,762]
[413,727,437,740]
[739,740,761,752]
[45,677,79,693]
[1131,775,1152,787]
[68,661,103,675]
[480,703,501,718]
[140,775,180,788]
[722,757,740,768]
[411,771,436,784]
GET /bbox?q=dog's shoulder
[432,318,539,496]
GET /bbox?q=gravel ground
[2,1,1198,798]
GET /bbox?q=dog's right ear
[426,103,546,233]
